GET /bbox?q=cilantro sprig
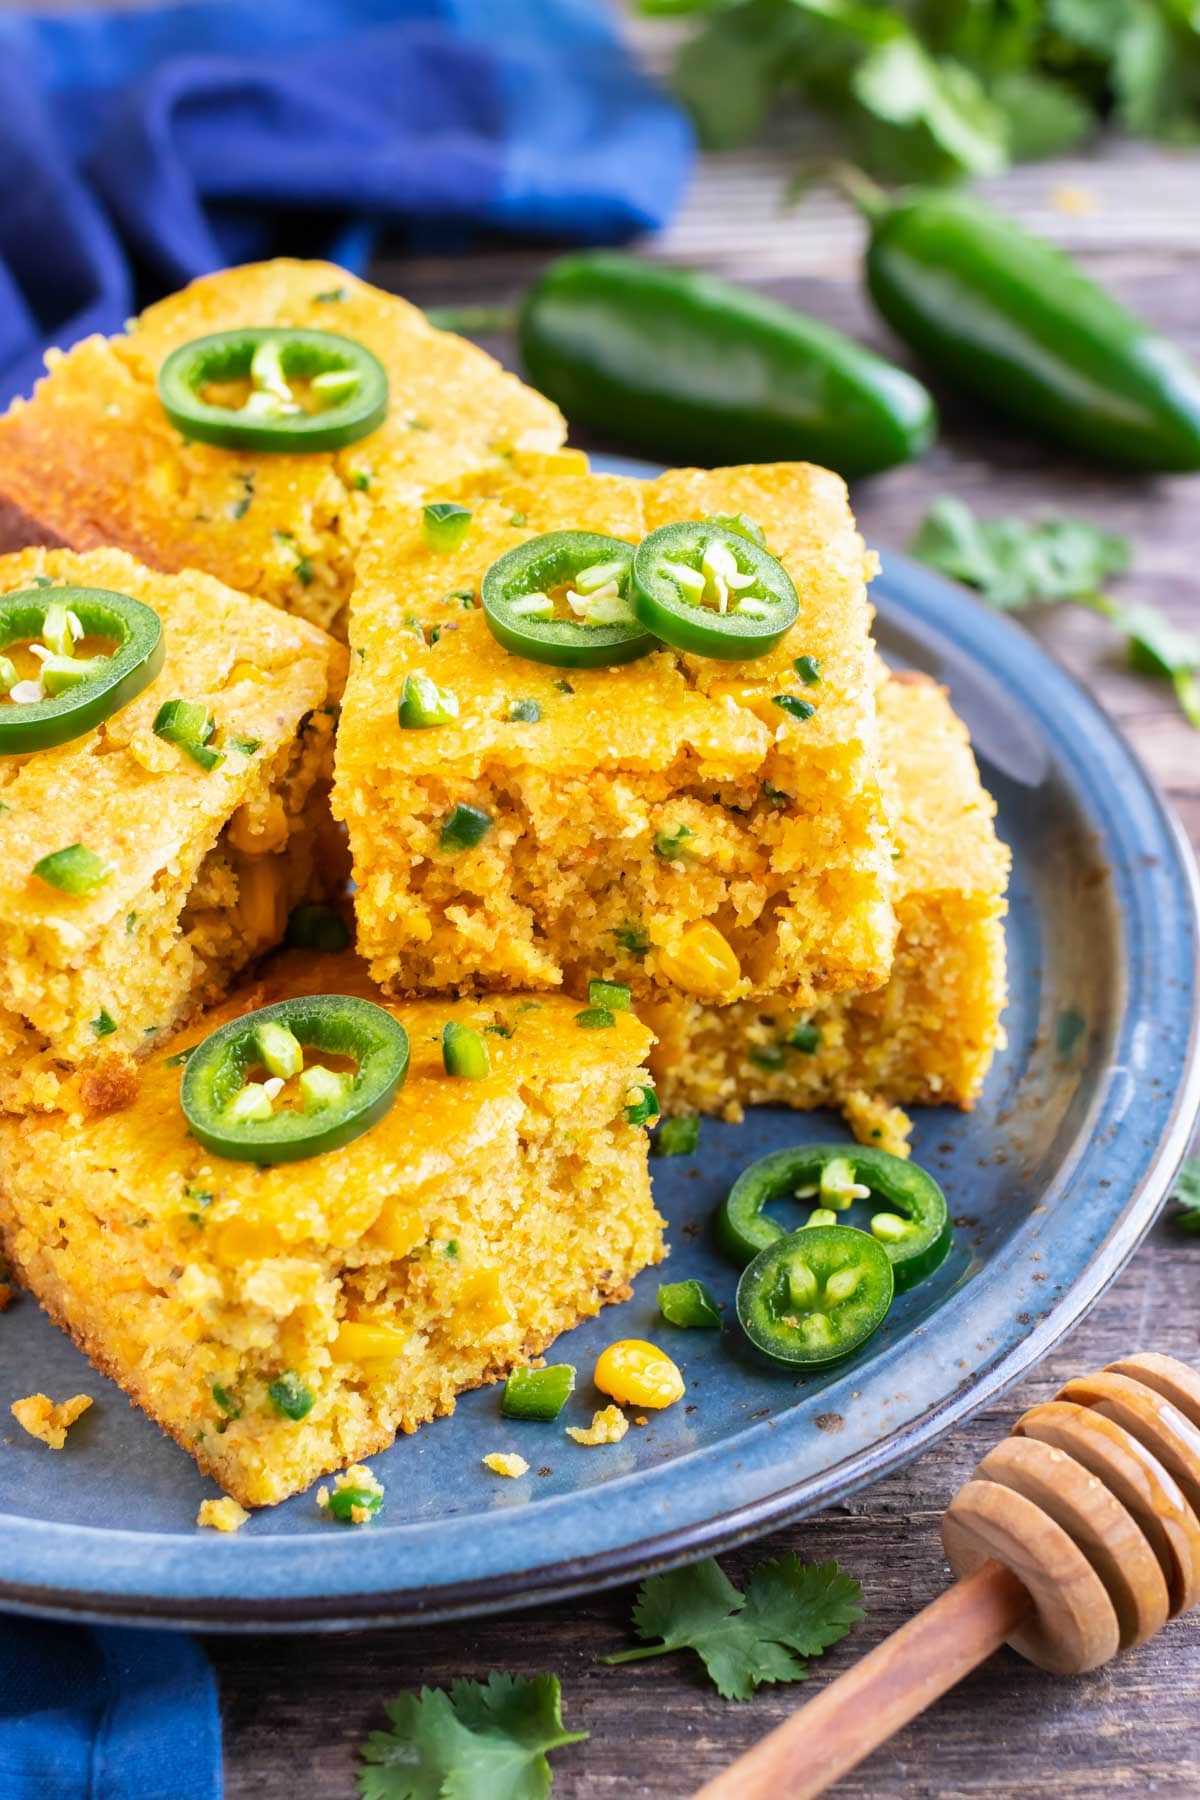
[911,498,1200,729]
[603,1553,863,1701]
[358,1672,585,1800]
[1172,1157,1200,1232]
[649,0,1200,179]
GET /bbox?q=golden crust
[0,259,565,635]
[0,949,663,1506]
[335,458,896,1007]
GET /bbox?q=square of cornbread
[0,950,664,1507]
[335,460,896,1009]
[0,260,566,638]
[646,673,1010,1152]
[0,545,346,1114]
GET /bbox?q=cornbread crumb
[0,1282,13,1311]
[196,1496,249,1533]
[842,1090,914,1160]
[567,1405,629,1447]
[11,1392,92,1449]
[634,1416,649,1427]
[317,1462,386,1524]
[483,1452,529,1479]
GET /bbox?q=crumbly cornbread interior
[335,459,897,1011]
[0,951,664,1507]
[646,673,1011,1143]
[0,260,565,637]
[0,545,346,1113]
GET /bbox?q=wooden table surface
[210,95,1200,1800]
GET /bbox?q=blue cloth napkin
[0,1619,221,1799]
[0,0,693,403]
[0,4,688,1781]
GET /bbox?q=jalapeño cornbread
[0,950,664,1507]
[0,544,346,1114]
[646,675,1010,1144]
[335,460,896,1008]
[0,260,565,638]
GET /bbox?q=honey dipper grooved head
[942,1354,1200,1675]
[1014,1399,1200,1616]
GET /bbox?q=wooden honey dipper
[692,1352,1200,1799]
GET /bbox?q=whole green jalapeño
[157,327,389,452]
[0,586,164,754]
[632,519,799,659]
[180,995,410,1165]
[481,530,656,668]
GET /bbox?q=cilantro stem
[785,159,889,223]
[600,1644,674,1665]
[1175,670,1200,729]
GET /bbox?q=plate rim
[2,539,1198,1633]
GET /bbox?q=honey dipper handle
[690,1560,1030,1800]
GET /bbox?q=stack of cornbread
[0,261,1008,1509]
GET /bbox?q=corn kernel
[229,795,289,857]
[366,1208,426,1258]
[233,852,288,945]
[331,1320,410,1362]
[657,923,741,1000]
[593,1339,685,1410]
[453,1267,514,1333]
[212,1218,281,1265]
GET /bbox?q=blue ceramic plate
[2,471,1199,1630]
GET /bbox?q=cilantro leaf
[657,0,1200,170]
[1047,0,1134,56]
[603,1554,863,1701]
[852,39,1008,178]
[1109,601,1200,679]
[990,70,1094,160]
[910,498,1129,610]
[1173,1156,1200,1232]
[672,7,784,150]
[358,1673,585,1800]
[912,498,1199,729]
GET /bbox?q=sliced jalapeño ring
[157,327,389,452]
[481,530,656,668]
[180,994,410,1165]
[632,518,799,660]
[717,1142,952,1292]
[0,586,164,755]
[736,1224,894,1367]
